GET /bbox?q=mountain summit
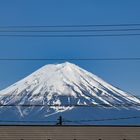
[0,62,140,124]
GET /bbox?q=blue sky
[0,0,140,96]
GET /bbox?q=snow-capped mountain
[0,62,140,125]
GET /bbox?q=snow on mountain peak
[0,62,140,118]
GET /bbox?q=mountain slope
[0,62,140,124]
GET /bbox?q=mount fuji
[0,62,140,125]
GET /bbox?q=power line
[0,33,140,37]
[1,103,140,107]
[0,120,56,123]
[1,28,140,32]
[0,58,140,61]
[0,115,140,124]
[64,116,140,123]
[1,23,140,28]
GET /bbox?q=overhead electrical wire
[0,34,140,37]
[1,23,140,28]
[0,115,140,124]
[0,58,139,61]
[0,120,56,123]
[0,24,140,37]
[0,103,140,108]
[63,116,140,123]
[0,28,140,32]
